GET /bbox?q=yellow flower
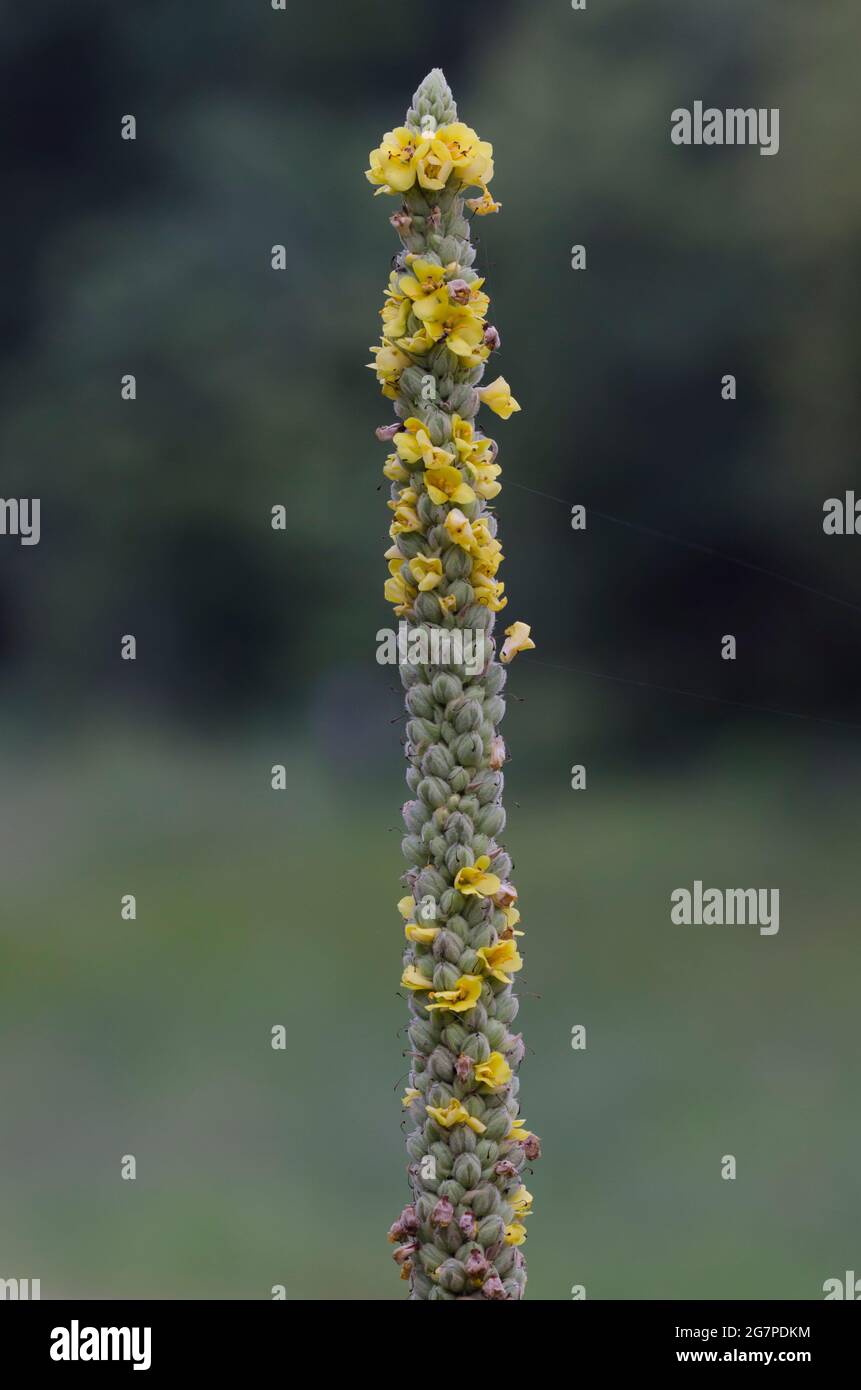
[473,578,507,612]
[401,964,433,991]
[444,508,475,550]
[397,895,416,919]
[477,375,521,419]
[454,854,501,898]
[467,187,502,216]
[414,135,454,190]
[408,555,444,592]
[388,485,417,510]
[366,126,420,195]
[389,503,421,536]
[397,328,438,357]
[450,413,478,461]
[477,939,523,984]
[427,974,483,1014]
[438,122,495,188]
[405,922,439,945]
[500,620,535,664]
[383,455,409,483]
[400,258,449,322]
[368,341,411,398]
[424,465,476,507]
[504,1222,527,1246]
[394,418,454,470]
[507,1118,533,1143]
[438,592,457,614]
[380,276,411,341]
[502,905,523,936]
[509,1185,533,1219]
[474,1051,513,1090]
[466,460,502,501]
[387,554,406,580]
[426,1099,487,1135]
[401,1087,422,1108]
[384,572,415,613]
[443,310,488,362]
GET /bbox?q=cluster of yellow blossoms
[381,255,490,368]
[398,877,532,1250]
[366,121,496,202]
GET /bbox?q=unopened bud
[465,1248,490,1280]
[493,880,518,909]
[393,1240,418,1265]
[431,1196,455,1228]
[447,278,471,305]
[482,1273,507,1300]
[390,210,413,234]
[455,1053,474,1083]
[458,1211,478,1240]
[489,735,507,770]
[399,1204,420,1235]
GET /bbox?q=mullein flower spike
[367,70,539,1301]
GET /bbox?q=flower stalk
[367,69,539,1301]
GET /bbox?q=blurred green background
[1,0,859,1298]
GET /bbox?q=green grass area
[1,732,858,1298]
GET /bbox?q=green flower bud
[403,800,429,835]
[454,732,484,767]
[452,698,483,733]
[453,1153,482,1187]
[406,684,437,719]
[436,1259,467,1295]
[418,776,450,809]
[481,1107,511,1143]
[432,672,462,703]
[421,744,454,778]
[475,803,506,837]
[439,888,464,916]
[477,1215,506,1247]
[401,835,426,866]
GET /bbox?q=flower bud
[430,1196,455,1228]
[393,1240,418,1265]
[446,278,471,305]
[464,1248,489,1280]
[454,1053,473,1083]
[492,880,518,909]
[523,1134,542,1161]
[481,1273,507,1300]
[390,210,413,234]
[458,1210,478,1240]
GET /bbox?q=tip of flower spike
[405,69,458,132]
